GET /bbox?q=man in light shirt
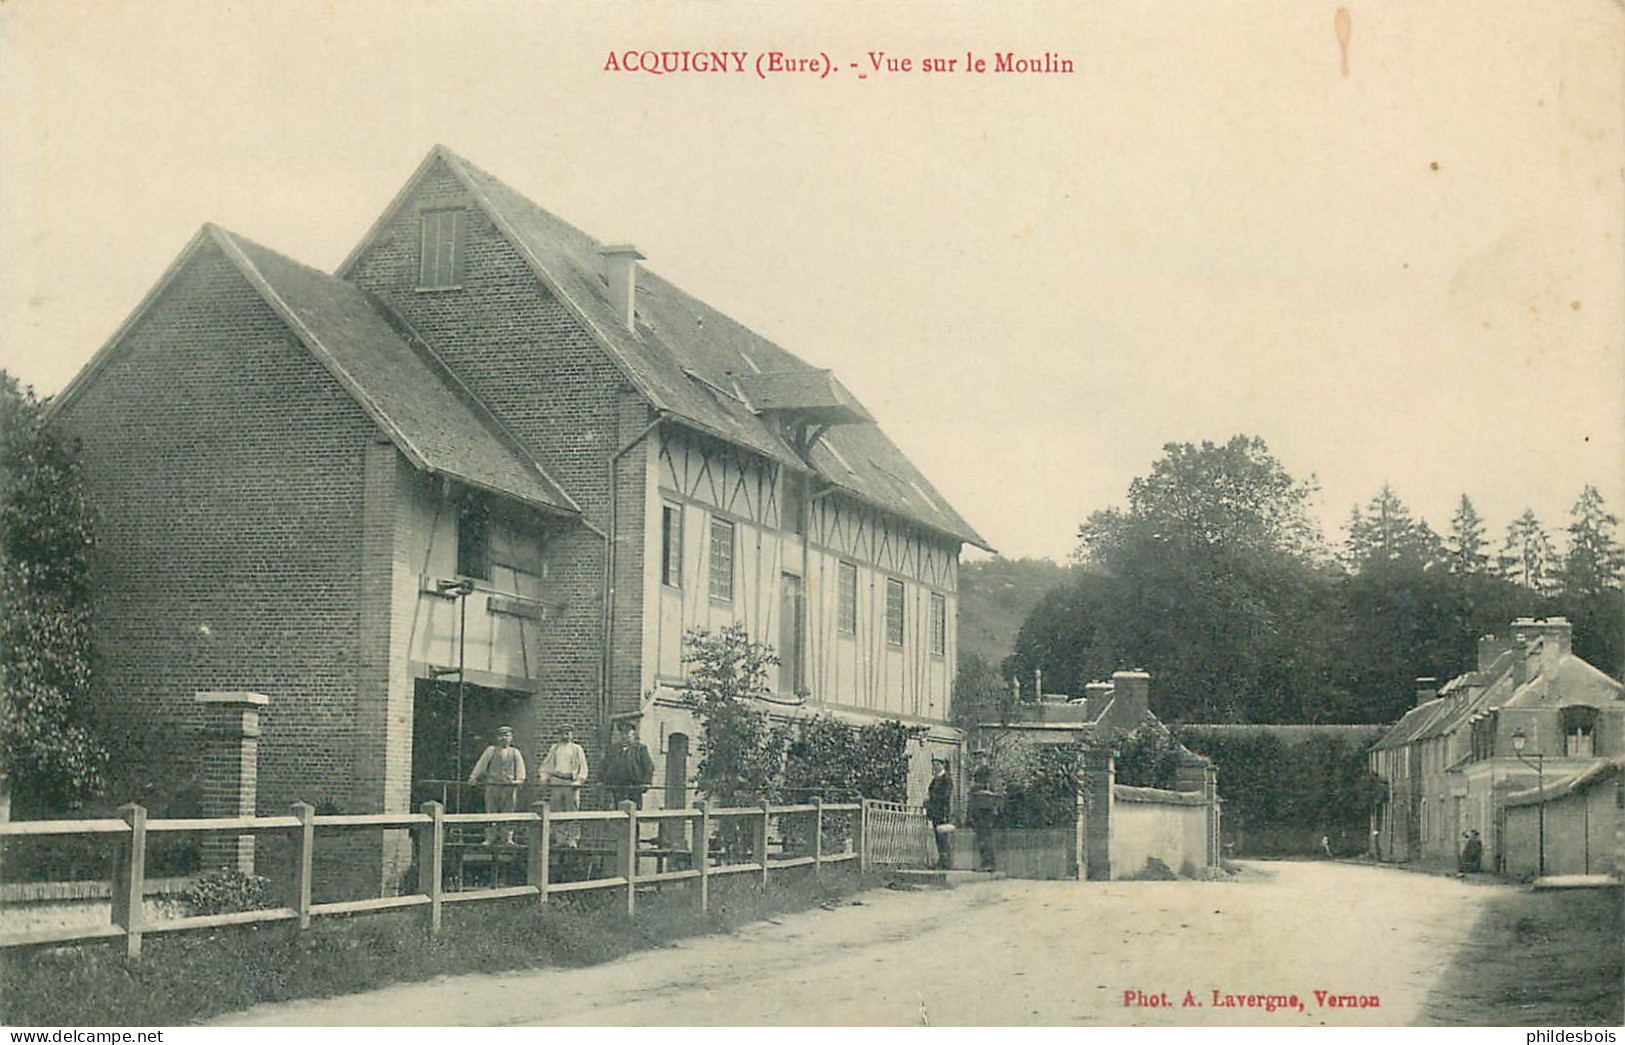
[537,726,589,847]
[468,725,526,846]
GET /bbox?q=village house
[50,146,989,890]
[1369,617,1625,876]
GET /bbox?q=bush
[183,869,273,916]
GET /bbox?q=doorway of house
[411,678,526,815]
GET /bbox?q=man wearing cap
[602,719,655,809]
[536,726,589,847]
[926,758,954,869]
[469,725,526,845]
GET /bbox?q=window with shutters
[709,517,735,602]
[419,208,466,289]
[837,561,858,636]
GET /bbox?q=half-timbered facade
[54,146,988,888]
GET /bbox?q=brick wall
[57,241,388,883]
[345,158,648,756]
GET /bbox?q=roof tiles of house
[214,227,581,518]
[431,148,990,550]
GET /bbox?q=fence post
[110,803,147,960]
[813,796,824,877]
[291,801,315,929]
[619,800,639,917]
[419,801,444,937]
[757,801,771,887]
[696,801,710,914]
[856,799,870,874]
[528,799,550,903]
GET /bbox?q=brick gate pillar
[196,691,268,874]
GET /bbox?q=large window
[419,208,466,289]
[837,561,858,636]
[708,517,735,601]
[885,578,905,648]
[930,592,946,656]
[456,493,490,581]
[661,503,683,588]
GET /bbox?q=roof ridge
[365,292,586,517]
[206,225,435,474]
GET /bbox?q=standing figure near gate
[468,725,526,845]
[926,757,954,869]
[603,719,655,809]
[967,749,998,872]
[537,726,589,847]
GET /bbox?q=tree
[678,624,788,807]
[1445,495,1490,575]
[0,372,108,813]
[1076,435,1324,566]
[1499,509,1558,594]
[1559,486,1624,597]
[1342,484,1444,574]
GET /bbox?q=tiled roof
[436,149,990,550]
[212,227,580,518]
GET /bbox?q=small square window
[837,561,858,635]
[709,517,735,601]
[661,504,683,588]
[419,208,466,289]
[885,578,905,648]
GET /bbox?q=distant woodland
[957,436,1624,726]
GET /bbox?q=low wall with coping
[1110,784,1210,879]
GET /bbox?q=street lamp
[1510,728,1545,877]
[433,578,476,812]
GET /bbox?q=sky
[1,0,1621,563]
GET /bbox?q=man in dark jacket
[926,758,954,869]
[602,719,655,808]
[967,750,998,871]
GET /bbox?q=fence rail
[0,797,870,958]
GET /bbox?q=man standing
[967,749,998,872]
[536,726,589,847]
[602,719,655,809]
[468,725,526,845]
[926,757,954,869]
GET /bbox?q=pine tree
[1445,495,1490,574]
[1560,486,1624,596]
[1499,509,1558,594]
[1343,484,1443,573]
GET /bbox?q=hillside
[956,556,1072,671]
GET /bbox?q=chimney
[1414,677,1438,707]
[598,244,644,331]
[1110,670,1151,728]
[1477,635,1512,672]
[1085,681,1114,705]
[1537,617,1572,679]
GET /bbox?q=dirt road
[217,861,1503,1027]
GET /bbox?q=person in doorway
[602,719,655,808]
[536,726,589,847]
[468,725,526,845]
[967,749,998,872]
[926,758,954,869]
[1461,829,1483,875]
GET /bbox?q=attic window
[419,208,466,289]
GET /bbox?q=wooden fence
[0,797,870,958]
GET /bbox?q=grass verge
[1,866,879,1026]
[1424,884,1623,1026]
